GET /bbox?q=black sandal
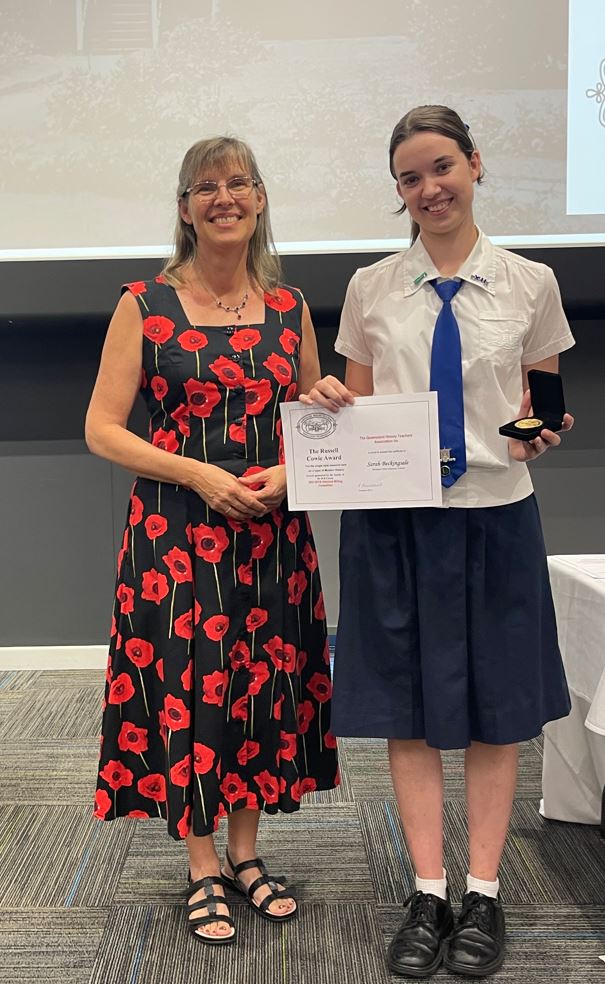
[221,849,297,923]
[186,874,236,944]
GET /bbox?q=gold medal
[515,417,543,429]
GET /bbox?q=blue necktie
[430,280,466,487]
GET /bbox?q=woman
[301,105,574,978]
[87,137,339,945]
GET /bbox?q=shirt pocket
[478,311,527,365]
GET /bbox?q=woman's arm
[86,291,266,519]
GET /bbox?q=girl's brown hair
[389,105,484,244]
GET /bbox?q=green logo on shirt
[413,272,428,286]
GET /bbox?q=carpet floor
[0,667,604,983]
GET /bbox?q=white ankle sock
[415,868,448,900]
[466,873,499,899]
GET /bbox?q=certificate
[280,393,442,511]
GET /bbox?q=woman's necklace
[197,278,250,321]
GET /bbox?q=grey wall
[1,252,603,646]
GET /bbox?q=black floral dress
[94,278,339,840]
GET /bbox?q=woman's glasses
[184,176,258,200]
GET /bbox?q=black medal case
[498,369,566,442]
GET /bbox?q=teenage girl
[301,105,574,978]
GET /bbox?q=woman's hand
[238,465,288,511]
[299,374,356,412]
[508,389,574,462]
[191,463,268,521]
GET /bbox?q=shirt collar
[402,228,497,297]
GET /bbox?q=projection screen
[1,0,604,260]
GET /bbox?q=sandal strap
[187,874,225,897]
[226,850,287,891]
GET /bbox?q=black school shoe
[387,891,454,978]
[444,892,505,977]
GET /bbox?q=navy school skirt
[331,494,570,749]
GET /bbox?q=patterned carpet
[1,667,604,983]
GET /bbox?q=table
[540,555,605,832]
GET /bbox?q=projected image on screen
[0,0,603,258]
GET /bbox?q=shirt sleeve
[521,265,575,364]
[334,271,374,366]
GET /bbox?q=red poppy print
[229,327,261,352]
[254,769,280,804]
[231,696,248,721]
[264,288,297,312]
[100,759,134,790]
[297,650,308,674]
[125,638,154,669]
[178,328,208,352]
[171,403,191,437]
[117,584,135,615]
[244,378,272,416]
[263,636,296,673]
[246,608,268,633]
[152,429,179,454]
[285,383,297,402]
[192,523,229,563]
[209,355,245,388]
[237,739,260,765]
[184,379,221,418]
[250,522,274,560]
[180,661,193,691]
[229,640,251,671]
[307,672,332,703]
[177,804,192,838]
[94,788,113,819]
[229,421,246,444]
[237,561,253,585]
[156,659,164,682]
[278,731,297,762]
[193,742,215,774]
[155,273,167,284]
[174,611,195,640]
[241,465,264,491]
[141,569,169,605]
[288,570,307,606]
[300,777,317,796]
[140,368,148,389]
[143,315,175,344]
[150,375,168,401]
[263,352,292,386]
[129,495,144,526]
[220,772,247,805]
[127,281,147,296]
[227,517,244,534]
[285,518,299,543]
[202,669,229,706]
[144,514,168,540]
[324,731,337,749]
[108,672,135,705]
[314,592,326,621]
[302,543,318,572]
[118,721,148,754]
[170,754,192,787]
[162,546,192,583]
[138,773,167,802]
[249,661,270,696]
[297,700,315,733]
[203,614,230,642]
[273,693,284,721]
[279,328,299,355]
[164,694,190,731]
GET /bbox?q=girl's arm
[509,354,574,462]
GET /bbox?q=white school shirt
[335,229,575,508]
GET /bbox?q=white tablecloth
[540,555,605,824]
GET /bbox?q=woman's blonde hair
[162,136,282,292]
[389,105,484,244]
